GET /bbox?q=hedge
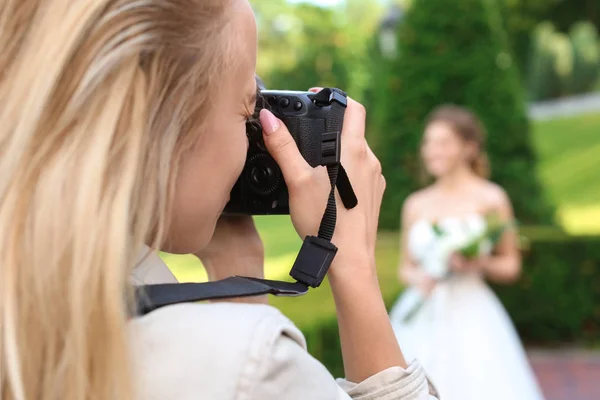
[295,233,600,377]
[369,0,553,230]
[494,234,600,344]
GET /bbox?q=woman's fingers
[260,109,312,190]
[342,98,367,140]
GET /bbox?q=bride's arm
[397,195,417,284]
[479,190,521,283]
[397,196,436,293]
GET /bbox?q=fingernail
[309,87,323,93]
[260,109,280,135]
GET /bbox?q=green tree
[262,4,351,91]
[339,0,386,101]
[501,0,600,75]
[371,0,553,230]
[252,0,300,78]
[253,0,384,100]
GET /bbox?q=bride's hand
[414,269,437,295]
[450,253,486,273]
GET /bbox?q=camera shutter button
[279,97,290,108]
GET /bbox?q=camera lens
[244,154,281,196]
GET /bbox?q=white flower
[408,220,437,259]
[422,255,447,279]
[421,236,454,279]
[439,218,470,249]
[464,214,487,238]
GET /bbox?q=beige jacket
[130,254,439,400]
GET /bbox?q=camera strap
[136,88,357,316]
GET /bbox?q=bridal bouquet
[400,213,514,323]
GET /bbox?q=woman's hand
[260,92,400,381]
[414,270,438,295]
[399,263,437,295]
[449,252,487,273]
[259,95,384,274]
[258,109,331,239]
[194,215,264,282]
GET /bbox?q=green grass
[161,216,301,283]
[161,111,600,328]
[531,112,600,234]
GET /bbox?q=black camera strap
[136,88,357,316]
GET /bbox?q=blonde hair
[0,0,233,399]
[424,104,491,179]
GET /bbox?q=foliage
[527,22,568,101]
[251,0,600,100]
[500,0,557,74]
[253,0,383,102]
[252,0,299,77]
[527,21,600,100]
[545,0,600,33]
[569,22,600,95]
[261,5,350,91]
[501,0,600,76]
[370,0,553,231]
[493,234,600,344]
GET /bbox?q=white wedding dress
[389,214,545,400]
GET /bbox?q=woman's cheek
[234,127,249,178]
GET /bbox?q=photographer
[0,0,437,399]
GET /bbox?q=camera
[224,88,346,215]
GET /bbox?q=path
[528,349,600,400]
[528,93,600,121]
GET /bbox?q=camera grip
[281,116,327,168]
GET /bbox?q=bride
[389,105,545,400]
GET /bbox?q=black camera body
[224,89,345,215]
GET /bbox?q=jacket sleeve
[249,322,439,400]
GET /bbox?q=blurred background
[162,0,600,398]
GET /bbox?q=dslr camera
[224,85,347,215]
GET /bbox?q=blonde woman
[0,1,437,399]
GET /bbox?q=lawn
[161,111,600,329]
[531,112,600,234]
[163,216,302,283]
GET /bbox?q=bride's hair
[425,104,491,179]
[0,0,233,399]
